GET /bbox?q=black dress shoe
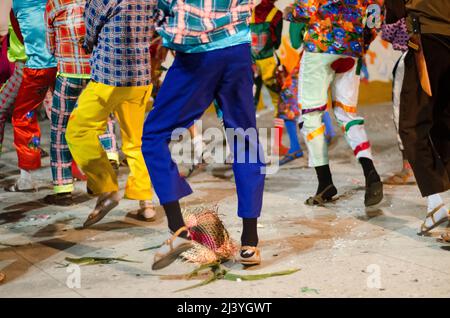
[364,171,383,207]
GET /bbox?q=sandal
[418,204,448,236]
[182,163,205,179]
[83,194,120,228]
[439,232,450,243]
[279,150,303,166]
[239,246,261,266]
[383,169,415,185]
[305,184,337,206]
[152,226,193,270]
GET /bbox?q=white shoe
[4,178,37,192]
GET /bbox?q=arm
[271,11,283,50]
[83,0,115,53]
[45,1,56,55]
[381,0,408,51]
[0,0,11,38]
[384,0,406,24]
[284,0,316,23]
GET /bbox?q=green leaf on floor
[172,263,300,292]
[139,243,164,252]
[223,268,300,281]
[300,287,319,294]
[63,256,142,266]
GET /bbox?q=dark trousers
[399,34,450,197]
[141,44,265,218]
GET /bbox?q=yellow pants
[255,56,280,110]
[66,81,153,200]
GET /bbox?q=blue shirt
[84,0,155,87]
[162,28,251,53]
[12,0,56,69]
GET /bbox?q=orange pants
[12,67,56,170]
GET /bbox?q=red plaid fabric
[45,0,91,75]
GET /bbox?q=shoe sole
[417,217,449,236]
[240,259,261,266]
[137,215,156,222]
[152,243,193,270]
[83,201,119,228]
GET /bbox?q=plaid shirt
[84,0,156,87]
[156,0,255,46]
[46,0,91,76]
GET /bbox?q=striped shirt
[157,0,255,46]
[45,0,91,76]
[84,0,156,87]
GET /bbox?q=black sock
[241,218,258,248]
[163,201,190,239]
[315,164,335,195]
[400,150,408,161]
[359,158,380,185]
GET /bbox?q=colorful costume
[251,0,283,109]
[287,0,381,167]
[250,0,288,156]
[45,0,118,195]
[381,0,415,185]
[142,0,264,267]
[0,37,13,86]
[0,18,27,155]
[277,23,336,164]
[143,0,264,218]
[277,33,303,162]
[399,0,450,197]
[10,0,57,171]
[66,0,154,201]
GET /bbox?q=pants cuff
[106,152,119,163]
[54,184,74,194]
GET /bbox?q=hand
[251,63,258,74]
[78,36,85,46]
[283,6,294,20]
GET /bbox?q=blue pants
[142,44,265,218]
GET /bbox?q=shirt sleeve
[84,0,115,52]
[45,1,56,55]
[289,22,306,49]
[158,0,173,15]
